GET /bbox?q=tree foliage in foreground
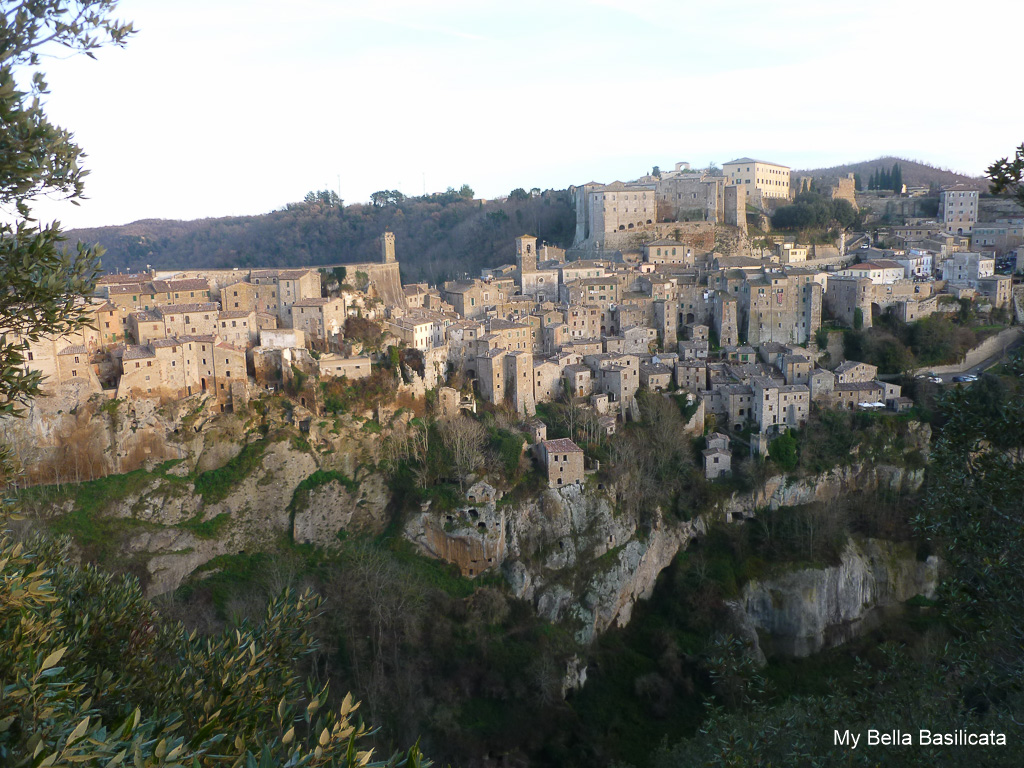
[0,536,429,767]
[986,142,1024,207]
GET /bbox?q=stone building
[220,281,263,313]
[834,361,878,384]
[291,297,346,350]
[158,303,220,338]
[639,362,672,391]
[536,438,585,488]
[722,157,790,201]
[829,381,886,410]
[739,272,822,346]
[129,312,167,345]
[442,278,514,320]
[644,240,694,266]
[573,181,657,249]
[939,185,979,235]
[101,278,213,314]
[703,432,731,479]
[217,309,258,347]
[318,354,372,380]
[675,360,708,393]
[653,172,746,231]
[533,359,563,403]
[249,269,323,325]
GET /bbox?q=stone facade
[536,438,585,488]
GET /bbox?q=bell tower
[516,234,537,273]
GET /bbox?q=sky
[23,0,1024,229]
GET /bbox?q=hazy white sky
[26,0,1023,228]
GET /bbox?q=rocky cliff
[722,462,925,519]
[731,537,939,658]
[11,395,937,659]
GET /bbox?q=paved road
[930,334,1024,383]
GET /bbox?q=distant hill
[66,190,577,285]
[794,156,986,191]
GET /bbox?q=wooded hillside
[67,189,577,285]
[796,156,985,190]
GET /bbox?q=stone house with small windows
[249,268,322,325]
[218,309,259,347]
[291,297,346,350]
[640,362,672,391]
[117,345,160,399]
[158,303,219,338]
[116,334,248,406]
[777,354,812,386]
[808,367,836,399]
[93,302,128,345]
[834,360,878,384]
[828,381,886,410]
[128,311,166,345]
[644,239,694,267]
[536,438,585,488]
[703,432,731,479]
[102,278,213,314]
[675,360,708,393]
[317,354,372,380]
[566,304,602,340]
[55,345,101,392]
[533,358,563,404]
[442,278,514,320]
[564,364,593,399]
[220,281,261,313]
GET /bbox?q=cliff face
[404,482,703,645]
[12,395,937,656]
[731,538,939,658]
[506,485,704,645]
[722,462,925,519]
[12,398,394,596]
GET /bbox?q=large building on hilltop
[722,157,790,201]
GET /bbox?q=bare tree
[438,415,486,491]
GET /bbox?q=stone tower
[516,234,537,273]
[381,230,396,263]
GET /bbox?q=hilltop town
[14,157,1023,487]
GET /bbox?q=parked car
[928,376,943,384]
[952,374,978,383]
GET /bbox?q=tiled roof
[123,346,155,360]
[152,278,210,292]
[98,273,148,285]
[58,345,88,355]
[542,438,583,453]
[158,302,219,315]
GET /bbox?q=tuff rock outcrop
[730,537,940,658]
